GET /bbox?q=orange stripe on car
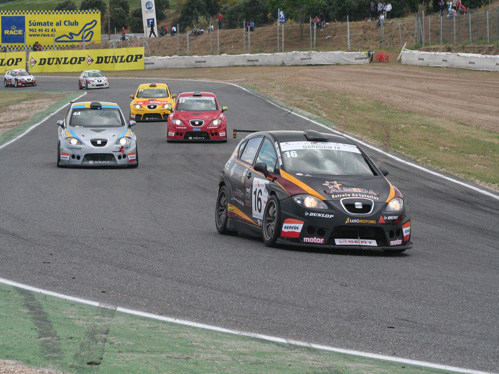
[386,182,395,203]
[281,170,325,201]
[228,203,257,226]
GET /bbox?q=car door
[250,137,279,224]
[228,136,263,224]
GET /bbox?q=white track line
[0,277,493,374]
[0,77,496,374]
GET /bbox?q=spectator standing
[37,43,42,51]
[377,13,384,27]
[218,13,223,30]
[377,1,383,18]
[439,0,445,16]
[1,45,6,52]
[164,25,168,35]
[171,25,176,36]
[149,20,157,38]
[208,24,213,33]
[32,41,39,51]
[121,26,126,41]
[369,2,375,21]
[249,21,254,32]
[456,0,461,12]
[385,2,392,19]
[447,0,453,15]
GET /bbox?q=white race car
[78,70,109,89]
[4,69,37,87]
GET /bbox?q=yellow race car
[129,83,176,121]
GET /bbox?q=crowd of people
[368,1,392,25]
[440,0,467,18]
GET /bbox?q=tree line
[54,0,488,34]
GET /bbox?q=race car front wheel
[215,185,230,234]
[3,79,7,87]
[14,79,18,88]
[263,195,281,247]
[57,141,61,168]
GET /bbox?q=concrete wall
[401,50,499,72]
[145,51,369,69]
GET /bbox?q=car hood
[281,172,394,203]
[18,75,35,80]
[67,126,130,140]
[173,111,221,122]
[88,77,107,81]
[133,98,172,105]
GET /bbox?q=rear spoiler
[232,129,259,138]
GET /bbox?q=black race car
[215,130,412,252]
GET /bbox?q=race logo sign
[2,16,25,44]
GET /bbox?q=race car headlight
[172,119,184,126]
[66,137,82,146]
[117,137,131,146]
[134,104,142,109]
[386,197,404,212]
[210,119,222,126]
[293,194,328,209]
[162,103,172,110]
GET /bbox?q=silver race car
[78,70,109,89]
[57,101,138,167]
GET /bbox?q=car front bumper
[167,127,227,142]
[59,142,137,167]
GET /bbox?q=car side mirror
[254,162,269,178]
[172,94,177,99]
[130,95,134,99]
[129,120,136,127]
[221,106,228,112]
[379,167,389,176]
[57,120,64,128]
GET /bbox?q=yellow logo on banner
[28,48,145,73]
[0,51,25,73]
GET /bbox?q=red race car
[167,92,227,142]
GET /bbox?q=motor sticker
[403,222,411,241]
[303,237,325,244]
[335,239,377,246]
[390,239,402,246]
[281,218,304,238]
[252,178,269,220]
[345,218,376,224]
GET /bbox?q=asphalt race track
[0,76,498,373]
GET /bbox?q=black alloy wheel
[3,79,7,87]
[215,185,230,234]
[262,195,281,247]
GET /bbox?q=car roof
[70,101,120,109]
[244,130,356,145]
[178,92,216,98]
[137,83,169,89]
[82,70,102,73]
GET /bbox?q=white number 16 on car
[252,178,269,220]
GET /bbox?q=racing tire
[14,79,18,88]
[85,81,88,90]
[129,147,139,168]
[78,81,82,90]
[57,142,62,168]
[3,79,7,87]
[215,185,230,235]
[262,195,281,247]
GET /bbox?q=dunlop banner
[0,51,25,72]
[28,48,145,73]
[0,10,100,51]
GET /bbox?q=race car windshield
[88,72,104,78]
[176,97,217,111]
[17,71,30,76]
[136,88,168,98]
[69,108,124,128]
[279,141,375,176]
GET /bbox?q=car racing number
[252,178,269,220]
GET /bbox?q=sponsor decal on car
[281,218,304,238]
[227,204,235,212]
[168,131,175,137]
[335,238,377,246]
[324,181,380,200]
[219,132,226,137]
[252,178,269,220]
[303,237,325,244]
[390,239,402,246]
[402,222,411,241]
[60,152,70,160]
[128,152,136,162]
[379,215,400,224]
[305,212,334,218]
[345,218,377,224]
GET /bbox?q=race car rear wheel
[215,185,230,234]
[14,79,18,88]
[262,195,281,247]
